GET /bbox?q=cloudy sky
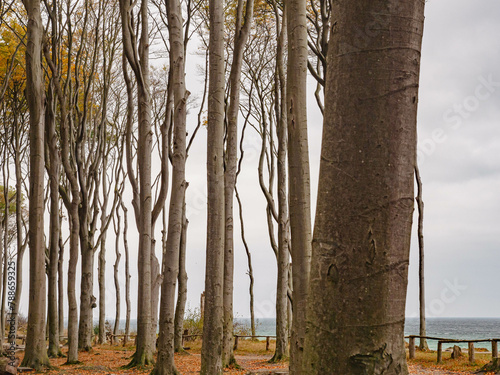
[18,0,499,322]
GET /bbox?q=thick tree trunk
[46,82,62,358]
[286,0,312,371]
[222,0,254,367]
[303,1,425,373]
[21,0,50,367]
[200,0,225,371]
[174,208,188,353]
[415,165,428,351]
[153,1,188,370]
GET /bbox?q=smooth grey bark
[222,0,254,367]
[122,201,131,346]
[43,22,80,365]
[58,231,64,337]
[415,164,428,351]
[21,0,50,366]
[1,139,10,354]
[113,203,122,345]
[234,115,255,337]
[46,82,62,357]
[200,0,225,371]
[286,0,312,371]
[64,188,80,364]
[98,156,110,345]
[77,210,94,351]
[119,0,155,361]
[153,0,189,369]
[13,111,27,336]
[272,3,289,362]
[302,1,425,373]
[174,207,188,353]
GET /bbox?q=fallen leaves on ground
[16,345,288,374]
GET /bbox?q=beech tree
[21,0,50,367]
[153,0,189,369]
[286,0,313,371]
[222,0,254,366]
[119,0,156,363]
[415,164,428,350]
[200,0,225,371]
[303,1,425,373]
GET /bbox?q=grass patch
[183,338,276,356]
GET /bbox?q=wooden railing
[406,335,500,363]
[233,335,276,351]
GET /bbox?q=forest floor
[13,341,492,374]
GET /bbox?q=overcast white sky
[14,0,499,322]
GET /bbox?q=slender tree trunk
[119,0,155,360]
[150,241,161,349]
[122,202,131,346]
[43,14,80,363]
[58,230,64,338]
[235,187,255,337]
[66,203,80,363]
[46,82,62,357]
[415,165,428,351]
[113,205,121,345]
[99,157,109,345]
[154,0,188,369]
[222,0,254,367]
[201,0,225,370]
[13,114,26,337]
[21,0,50,366]
[174,206,188,353]
[286,0,312,371]
[78,215,94,351]
[1,146,9,353]
[303,1,425,373]
[272,4,289,362]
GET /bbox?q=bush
[183,307,203,336]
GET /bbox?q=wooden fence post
[437,341,443,363]
[468,342,475,363]
[233,335,239,351]
[409,336,416,359]
[493,340,498,359]
[266,336,270,351]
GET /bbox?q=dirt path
[236,355,472,375]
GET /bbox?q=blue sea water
[105,317,500,350]
[234,317,500,350]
